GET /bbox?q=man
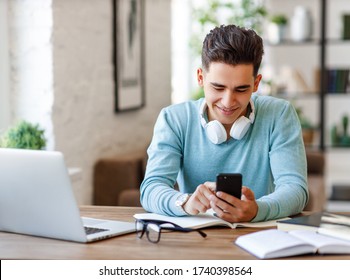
[140,25,308,222]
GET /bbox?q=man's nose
[221,91,236,108]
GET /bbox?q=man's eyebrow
[236,84,251,90]
[210,82,251,89]
[210,82,225,87]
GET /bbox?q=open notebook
[0,148,135,243]
[235,229,350,259]
[134,210,289,230]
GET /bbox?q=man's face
[197,62,261,130]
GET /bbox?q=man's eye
[236,88,249,93]
[213,87,224,91]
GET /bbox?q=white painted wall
[0,0,10,132]
[51,0,171,204]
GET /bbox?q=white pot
[291,6,312,42]
[267,23,287,44]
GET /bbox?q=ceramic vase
[267,23,287,44]
[291,6,312,42]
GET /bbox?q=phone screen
[216,173,242,199]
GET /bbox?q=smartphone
[216,173,242,199]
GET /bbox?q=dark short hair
[201,25,264,76]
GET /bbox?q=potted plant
[331,114,350,147]
[295,107,315,146]
[0,120,46,150]
[267,14,288,44]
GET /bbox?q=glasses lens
[146,223,161,243]
[135,220,144,238]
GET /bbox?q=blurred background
[0,0,349,211]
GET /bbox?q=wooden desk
[1,206,350,260]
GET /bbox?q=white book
[133,210,288,230]
[317,213,350,242]
[235,229,350,259]
[318,224,350,242]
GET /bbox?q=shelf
[329,185,350,200]
[273,92,320,99]
[326,93,350,99]
[326,93,350,97]
[265,39,321,46]
[326,200,350,212]
[265,0,350,152]
[325,145,350,150]
[266,38,350,47]
[326,39,350,44]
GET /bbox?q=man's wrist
[175,193,191,214]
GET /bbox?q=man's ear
[253,74,262,92]
[197,68,204,87]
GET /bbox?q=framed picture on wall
[113,0,145,112]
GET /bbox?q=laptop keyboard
[84,226,108,235]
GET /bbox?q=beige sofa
[93,149,325,212]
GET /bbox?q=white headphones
[200,99,255,144]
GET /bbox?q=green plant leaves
[0,120,46,150]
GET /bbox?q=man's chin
[219,120,236,128]
[217,115,237,124]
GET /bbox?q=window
[171,0,193,103]
[1,0,54,149]
[0,0,10,132]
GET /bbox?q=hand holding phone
[216,173,242,199]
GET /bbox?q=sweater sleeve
[252,101,309,222]
[140,108,188,216]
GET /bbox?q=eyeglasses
[135,219,207,243]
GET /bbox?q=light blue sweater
[140,94,308,222]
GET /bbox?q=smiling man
[140,25,308,222]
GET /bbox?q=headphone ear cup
[206,120,227,144]
[230,116,251,140]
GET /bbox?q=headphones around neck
[200,99,255,144]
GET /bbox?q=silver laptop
[0,148,135,243]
